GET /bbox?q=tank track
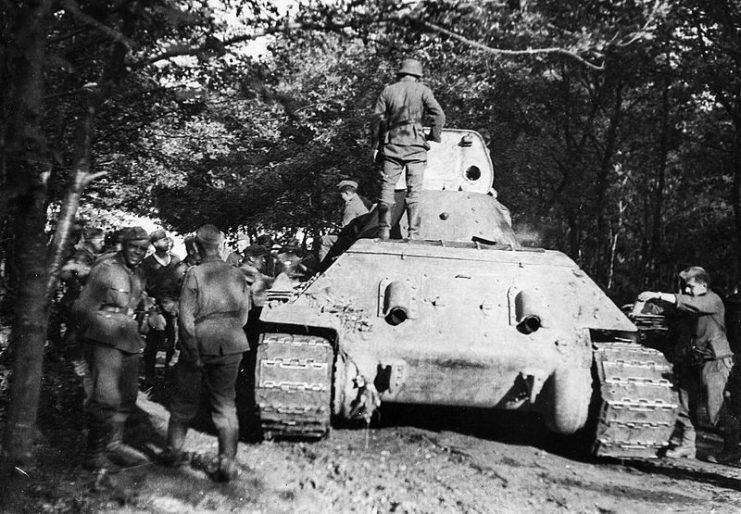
[592,341,680,459]
[255,333,334,440]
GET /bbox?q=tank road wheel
[590,342,680,459]
[544,367,592,435]
[254,333,335,440]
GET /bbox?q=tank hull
[260,239,629,426]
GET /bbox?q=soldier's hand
[637,291,658,302]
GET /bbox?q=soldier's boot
[378,202,392,240]
[84,423,120,473]
[406,202,421,240]
[709,419,741,465]
[107,420,148,467]
[665,425,696,459]
[215,427,240,482]
[159,418,190,467]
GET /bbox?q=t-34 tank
[254,129,679,459]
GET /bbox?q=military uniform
[319,181,372,262]
[164,227,251,481]
[671,290,734,455]
[75,241,148,470]
[372,60,445,238]
[140,249,183,384]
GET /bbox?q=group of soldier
[45,56,448,483]
[52,224,289,482]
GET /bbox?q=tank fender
[542,366,592,435]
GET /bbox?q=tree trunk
[45,98,106,301]
[732,127,741,282]
[649,82,670,286]
[0,0,53,484]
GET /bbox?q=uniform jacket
[179,255,251,358]
[675,290,734,360]
[341,194,370,228]
[372,76,446,152]
[75,252,146,354]
[140,252,183,302]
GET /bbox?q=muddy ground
[2,358,741,514]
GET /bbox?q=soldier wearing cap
[318,179,372,262]
[371,58,446,239]
[74,226,151,472]
[639,266,734,459]
[140,229,183,386]
[162,224,251,482]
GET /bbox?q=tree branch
[416,19,605,71]
[133,17,378,69]
[59,0,136,49]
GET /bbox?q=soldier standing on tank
[371,58,446,239]
[74,226,151,472]
[639,266,735,459]
[140,230,183,387]
[161,224,251,482]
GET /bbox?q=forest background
[1,0,740,483]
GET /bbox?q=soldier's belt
[389,120,420,129]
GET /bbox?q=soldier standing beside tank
[161,224,251,482]
[140,230,183,387]
[75,227,151,472]
[639,266,735,459]
[371,58,446,239]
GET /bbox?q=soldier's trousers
[143,310,176,380]
[84,341,140,425]
[379,155,426,207]
[675,357,733,434]
[169,353,242,433]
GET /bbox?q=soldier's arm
[674,293,720,315]
[370,89,389,152]
[178,270,200,362]
[422,87,446,143]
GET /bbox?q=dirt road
[100,398,741,514]
[5,369,741,514]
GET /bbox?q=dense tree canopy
[3,0,740,305]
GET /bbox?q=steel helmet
[398,58,423,77]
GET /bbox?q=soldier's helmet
[398,58,423,78]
